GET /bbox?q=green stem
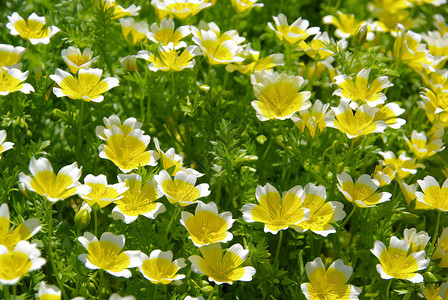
[99,269,105,300]
[386,279,393,300]
[340,203,356,228]
[94,209,98,237]
[152,284,158,300]
[76,101,85,163]
[12,285,16,298]
[274,230,284,271]
[287,43,292,73]
[3,285,11,300]
[171,72,176,99]
[165,205,181,243]
[433,210,442,246]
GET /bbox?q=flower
[403,228,430,252]
[404,128,445,159]
[154,170,210,206]
[189,243,256,284]
[78,232,143,278]
[96,114,142,140]
[98,126,159,173]
[101,0,141,19]
[251,71,312,121]
[180,201,235,246]
[373,164,395,187]
[433,227,448,267]
[422,284,443,300]
[112,174,165,224]
[301,257,361,300]
[415,176,448,211]
[120,55,139,72]
[268,14,319,45]
[422,31,448,67]
[323,11,367,39]
[19,157,86,202]
[0,203,41,251]
[225,43,284,74]
[378,151,425,179]
[418,88,448,126]
[337,172,391,207]
[78,174,128,209]
[0,67,34,95]
[408,0,446,6]
[6,12,60,44]
[373,103,406,129]
[61,47,96,74]
[230,0,264,13]
[324,101,387,139]
[369,0,411,33]
[139,250,186,284]
[398,181,432,209]
[297,32,333,60]
[0,130,14,158]
[371,236,430,283]
[120,17,149,44]
[136,44,202,72]
[50,68,119,102]
[333,68,393,107]
[38,282,61,299]
[151,0,212,20]
[0,241,46,285]
[241,183,309,234]
[147,17,191,49]
[291,183,345,237]
[192,29,243,65]
[291,100,329,138]
[109,294,136,300]
[434,14,448,35]
[0,44,26,68]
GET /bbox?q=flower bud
[354,23,368,46]
[75,202,91,229]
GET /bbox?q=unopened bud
[199,84,210,94]
[120,55,139,72]
[355,23,368,46]
[75,203,91,229]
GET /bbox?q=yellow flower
[0,241,46,285]
[323,11,365,39]
[96,114,142,140]
[78,232,143,278]
[268,13,320,45]
[147,17,191,49]
[98,126,159,173]
[415,176,448,211]
[408,0,446,5]
[337,172,391,207]
[19,157,87,202]
[434,14,448,35]
[404,128,445,159]
[418,88,448,126]
[112,174,165,224]
[192,29,243,65]
[189,243,256,284]
[373,103,406,129]
[230,0,264,13]
[422,31,448,67]
[152,0,212,20]
[120,17,149,44]
[241,183,309,234]
[154,170,210,206]
[333,68,393,107]
[120,55,139,72]
[78,174,128,209]
[0,130,14,158]
[292,99,329,138]
[371,236,429,283]
[324,101,387,139]
[0,44,26,68]
[181,201,235,246]
[433,227,448,267]
[38,282,61,300]
[192,21,246,45]
[422,284,443,300]
[0,203,41,251]
[251,71,312,121]
[226,43,284,74]
[378,151,425,179]
[301,257,361,300]
[369,0,411,32]
[101,0,141,19]
[403,228,430,252]
[298,32,333,60]
[291,183,345,237]
[61,47,96,74]
[373,164,395,187]
[0,67,34,96]
[50,68,119,102]
[139,250,186,284]
[136,44,202,72]
[6,12,59,44]
[398,181,431,209]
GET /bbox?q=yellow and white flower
[369,0,411,33]
[180,201,235,247]
[112,174,165,224]
[38,282,61,300]
[398,181,431,209]
[301,257,361,300]
[96,114,143,141]
[291,100,329,138]
[147,17,191,49]
[189,243,256,285]
[0,203,41,251]
[50,68,119,102]
[0,130,14,158]
[78,174,128,209]
[373,103,406,129]
[225,43,284,74]
[403,228,430,252]
[139,250,186,284]
[120,55,139,72]
[404,129,445,159]
[151,0,212,20]
[0,44,26,68]
[120,17,149,44]
[101,0,141,19]
[337,172,391,207]
[241,183,309,234]
[373,164,395,187]
[0,241,46,285]
[6,12,60,45]
[433,227,448,267]
[19,157,87,202]
[98,126,159,173]
[434,14,448,35]
[109,294,136,300]
[297,32,333,60]
[323,11,372,40]
[192,29,243,65]
[418,88,448,126]
[61,47,96,74]
[251,71,311,121]
[378,151,425,179]
[371,236,429,283]
[154,170,210,206]
[333,68,393,107]
[268,14,320,45]
[291,183,345,237]
[408,0,446,6]
[0,67,34,96]
[415,176,448,211]
[78,232,143,278]
[192,21,246,45]
[230,0,264,13]
[136,44,202,72]
[422,31,448,67]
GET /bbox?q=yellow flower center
[87,241,130,272]
[0,252,32,281]
[14,19,49,39]
[30,170,76,200]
